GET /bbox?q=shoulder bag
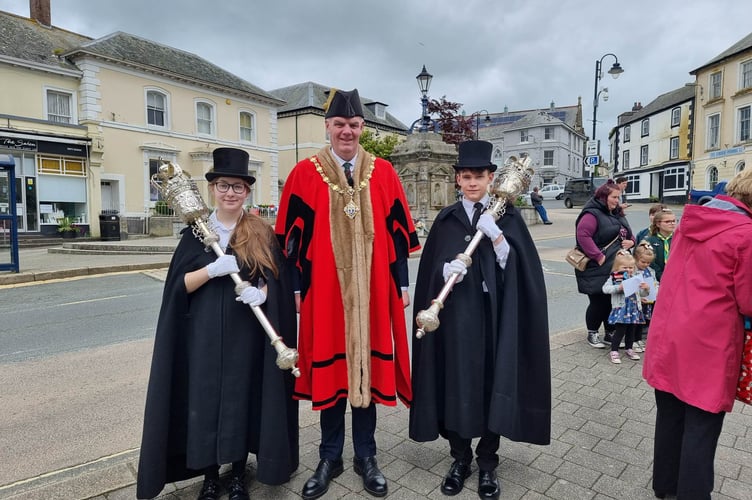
[565,234,620,272]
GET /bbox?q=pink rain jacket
[643,195,752,413]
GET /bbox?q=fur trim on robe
[315,146,375,407]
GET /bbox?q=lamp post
[471,110,491,140]
[591,53,624,176]
[416,65,433,132]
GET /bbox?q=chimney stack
[30,0,51,26]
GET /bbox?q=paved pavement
[2,206,751,500]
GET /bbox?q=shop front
[0,134,90,235]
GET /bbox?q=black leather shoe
[440,460,471,496]
[302,458,344,500]
[227,474,249,500]
[197,477,222,500]
[478,470,500,499]
[354,456,388,497]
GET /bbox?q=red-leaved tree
[427,96,475,146]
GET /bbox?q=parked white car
[539,184,564,200]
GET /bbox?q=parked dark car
[561,177,608,208]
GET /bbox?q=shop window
[37,156,86,176]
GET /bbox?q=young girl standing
[633,242,657,352]
[602,251,649,364]
[646,208,676,281]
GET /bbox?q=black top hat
[324,88,365,118]
[205,147,255,185]
[453,140,497,172]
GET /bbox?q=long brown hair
[231,212,279,279]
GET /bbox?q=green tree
[427,96,475,146]
[359,129,402,161]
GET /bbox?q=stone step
[49,243,174,255]
[47,247,173,255]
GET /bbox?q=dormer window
[365,101,387,120]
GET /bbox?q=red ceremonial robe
[275,145,420,410]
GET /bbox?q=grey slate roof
[269,81,408,132]
[480,105,581,133]
[620,84,695,125]
[0,10,91,72]
[691,31,752,74]
[64,31,283,105]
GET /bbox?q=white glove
[442,258,467,283]
[236,286,267,306]
[206,254,240,278]
[477,213,502,241]
[494,238,511,270]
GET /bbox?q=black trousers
[610,323,637,351]
[447,429,500,472]
[653,389,726,500]
[319,398,377,460]
[586,293,614,333]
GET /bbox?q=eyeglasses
[213,181,247,194]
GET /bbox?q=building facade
[1,5,283,237]
[270,81,408,185]
[610,85,695,204]
[689,32,752,191]
[476,100,587,187]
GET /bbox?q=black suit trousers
[319,398,377,460]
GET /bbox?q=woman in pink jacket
[643,168,752,500]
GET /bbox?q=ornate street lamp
[471,110,491,140]
[591,53,624,175]
[416,65,433,132]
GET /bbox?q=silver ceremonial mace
[415,153,534,338]
[150,161,300,377]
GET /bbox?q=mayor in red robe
[275,88,419,499]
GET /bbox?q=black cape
[136,228,299,499]
[409,203,551,445]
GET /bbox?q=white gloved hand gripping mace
[415,153,534,338]
[151,160,300,377]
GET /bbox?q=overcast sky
[5,0,752,147]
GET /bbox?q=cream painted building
[1,4,283,237]
[0,9,92,235]
[689,32,752,190]
[65,31,284,234]
[270,82,408,184]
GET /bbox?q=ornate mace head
[150,160,211,225]
[490,152,535,200]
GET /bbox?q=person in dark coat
[574,181,635,349]
[136,148,299,500]
[410,141,551,500]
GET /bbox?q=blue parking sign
[585,155,599,165]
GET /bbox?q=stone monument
[391,132,458,232]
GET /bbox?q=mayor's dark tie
[343,162,354,187]
[471,202,484,228]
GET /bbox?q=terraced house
[689,31,752,191]
[1,1,283,238]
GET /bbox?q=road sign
[586,140,598,156]
[585,155,600,166]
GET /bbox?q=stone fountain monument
[391,131,458,233]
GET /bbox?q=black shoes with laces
[197,478,221,500]
[440,460,472,496]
